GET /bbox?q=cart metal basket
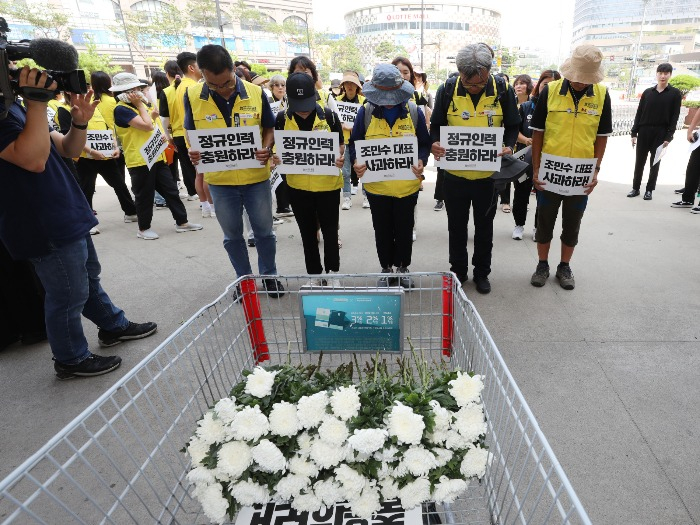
[0,273,591,525]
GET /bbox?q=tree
[78,36,122,78]
[669,75,700,97]
[111,5,187,62]
[375,41,398,62]
[0,1,71,40]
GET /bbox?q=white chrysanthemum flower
[187,436,210,466]
[197,484,229,524]
[448,372,484,407]
[398,477,431,510]
[330,385,361,421]
[377,462,394,480]
[244,366,279,398]
[309,438,346,469]
[460,447,490,479]
[313,479,344,507]
[374,445,399,463]
[214,397,238,424]
[289,455,320,478]
[428,429,450,445]
[348,428,388,454]
[432,476,468,504]
[187,465,217,486]
[430,400,452,433]
[230,480,270,506]
[318,417,349,446]
[349,487,381,520]
[274,474,311,501]
[386,403,425,445]
[297,392,329,429]
[217,441,252,479]
[196,411,227,445]
[297,432,313,457]
[445,429,473,451]
[452,403,487,443]
[335,464,367,499]
[396,446,435,477]
[433,448,454,468]
[269,401,301,437]
[379,476,400,500]
[292,492,323,513]
[252,439,287,473]
[231,406,270,441]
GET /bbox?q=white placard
[355,136,419,183]
[513,145,531,161]
[539,153,597,196]
[273,130,340,176]
[653,143,667,166]
[86,130,117,157]
[139,126,168,170]
[438,126,504,172]
[187,126,263,173]
[335,101,362,125]
[270,101,283,118]
[235,500,422,525]
[269,167,283,193]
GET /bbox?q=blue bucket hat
[361,64,415,107]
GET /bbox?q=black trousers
[633,126,666,191]
[434,168,445,201]
[168,150,180,182]
[682,147,700,204]
[275,174,291,211]
[512,165,534,227]
[443,173,497,280]
[76,158,136,215]
[499,182,511,205]
[128,161,188,231]
[365,190,419,269]
[173,135,197,197]
[287,187,340,274]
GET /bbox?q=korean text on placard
[539,153,597,196]
[438,126,504,172]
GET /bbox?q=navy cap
[286,72,317,112]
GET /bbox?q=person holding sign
[112,73,203,240]
[350,64,431,289]
[184,45,285,298]
[267,75,293,218]
[336,71,365,210]
[430,44,520,294]
[529,45,612,290]
[272,73,345,286]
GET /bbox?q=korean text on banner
[86,130,117,157]
[273,130,340,176]
[269,167,283,194]
[335,101,362,125]
[187,126,263,173]
[539,153,597,196]
[438,126,504,172]
[139,127,168,170]
[355,137,418,183]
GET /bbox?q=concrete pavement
[0,130,698,524]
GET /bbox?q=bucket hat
[340,71,362,90]
[330,78,342,96]
[559,45,604,85]
[109,72,148,93]
[250,73,269,86]
[361,64,414,106]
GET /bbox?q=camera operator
[0,66,158,379]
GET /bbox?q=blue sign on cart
[299,290,404,352]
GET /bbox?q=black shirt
[158,90,169,118]
[631,84,682,142]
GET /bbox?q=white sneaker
[512,225,524,240]
[273,217,284,225]
[532,228,537,242]
[342,197,352,210]
[412,230,417,242]
[304,277,324,287]
[124,215,138,223]
[179,192,189,199]
[137,229,158,240]
[351,185,358,195]
[89,226,100,235]
[202,207,211,218]
[210,209,216,218]
[328,271,341,288]
[187,194,199,201]
[176,222,203,232]
[362,197,370,209]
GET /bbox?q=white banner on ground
[140,127,168,170]
[335,101,362,125]
[539,153,597,196]
[355,136,418,183]
[437,126,503,172]
[86,130,117,157]
[187,126,263,173]
[273,130,340,176]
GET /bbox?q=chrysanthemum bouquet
[186,353,489,524]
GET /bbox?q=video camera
[0,16,87,119]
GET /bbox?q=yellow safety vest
[283,109,342,192]
[52,102,71,130]
[163,84,176,134]
[47,99,61,113]
[542,79,606,159]
[80,106,111,160]
[445,76,504,180]
[98,94,117,131]
[114,101,167,169]
[336,93,366,143]
[186,80,270,185]
[172,77,197,138]
[363,103,420,198]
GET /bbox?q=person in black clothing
[628,63,682,201]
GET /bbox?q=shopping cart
[0,273,592,525]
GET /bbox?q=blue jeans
[342,153,352,197]
[208,181,277,277]
[154,190,166,205]
[29,235,128,365]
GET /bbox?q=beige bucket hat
[559,45,604,85]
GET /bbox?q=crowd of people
[1,40,697,380]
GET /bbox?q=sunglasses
[271,83,286,87]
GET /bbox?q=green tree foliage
[669,74,700,97]
[375,41,398,62]
[0,1,71,39]
[111,4,187,62]
[78,37,122,78]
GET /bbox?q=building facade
[345,2,500,77]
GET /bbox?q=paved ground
[1,131,698,524]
